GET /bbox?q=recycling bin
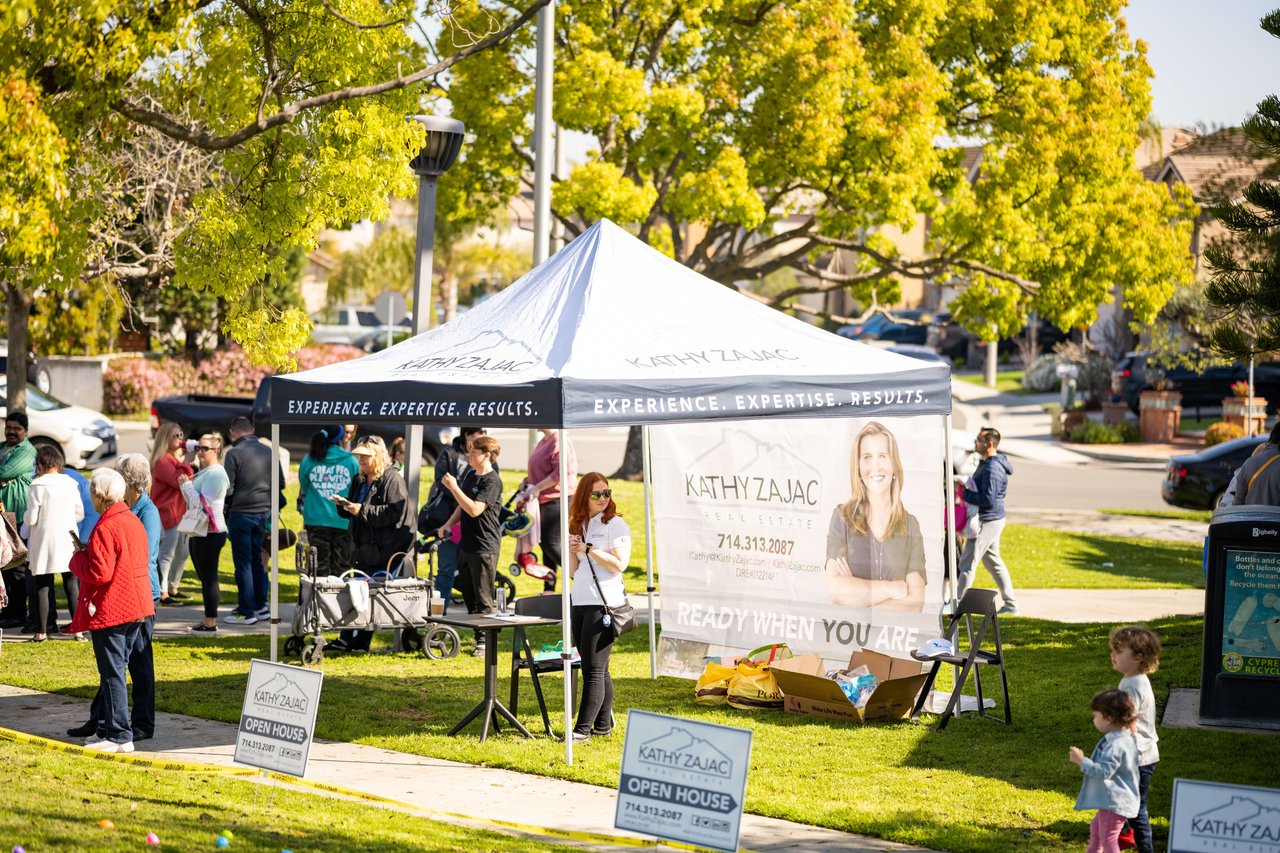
[1200,505,1280,729]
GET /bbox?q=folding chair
[911,588,1011,730]
[508,593,579,736]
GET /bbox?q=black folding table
[424,612,561,741]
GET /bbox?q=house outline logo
[683,428,825,515]
[637,726,734,779]
[1190,795,1280,847]
[252,673,310,714]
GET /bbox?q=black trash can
[1200,505,1280,730]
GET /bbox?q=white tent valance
[270,219,950,426]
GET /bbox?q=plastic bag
[695,660,738,705]
[835,667,879,709]
[726,661,785,711]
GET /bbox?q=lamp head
[409,115,465,176]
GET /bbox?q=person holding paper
[825,421,925,611]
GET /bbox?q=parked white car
[310,305,408,346]
[0,382,118,468]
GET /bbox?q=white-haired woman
[67,468,153,754]
[329,435,413,651]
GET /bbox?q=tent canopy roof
[271,219,950,428]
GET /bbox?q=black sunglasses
[196,445,213,453]
[589,489,612,500]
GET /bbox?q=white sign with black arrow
[615,710,753,853]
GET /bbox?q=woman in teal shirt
[297,426,359,576]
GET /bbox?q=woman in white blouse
[24,444,85,642]
[566,472,631,743]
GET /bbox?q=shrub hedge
[102,344,364,415]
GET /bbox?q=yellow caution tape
[0,726,257,775]
[0,725,753,853]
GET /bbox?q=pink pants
[1088,809,1127,853]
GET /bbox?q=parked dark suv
[1112,353,1280,414]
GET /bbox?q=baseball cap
[911,638,955,660]
[322,424,345,444]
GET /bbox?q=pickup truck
[150,377,453,460]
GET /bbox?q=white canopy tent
[268,218,952,762]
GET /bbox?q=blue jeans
[1132,762,1157,853]
[227,512,269,616]
[434,538,460,614]
[90,620,147,743]
[88,613,155,737]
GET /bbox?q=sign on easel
[1169,778,1280,852]
[616,710,752,853]
[234,659,323,777]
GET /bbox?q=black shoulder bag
[585,550,637,639]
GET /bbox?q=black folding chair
[508,593,579,736]
[911,588,1011,730]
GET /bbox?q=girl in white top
[567,472,631,742]
[178,434,229,632]
[23,445,85,642]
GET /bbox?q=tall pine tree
[1205,11,1280,359]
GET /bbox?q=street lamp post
[405,115,465,567]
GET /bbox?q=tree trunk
[611,424,645,481]
[4,284,30,413]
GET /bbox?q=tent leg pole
[643,425,656,680]
[559,428,573,765]
[270,424,281,663]
[944,414,957,616]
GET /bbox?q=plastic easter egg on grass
[14,845,26,853]
[99,819,115,830]
[146,832,160,845]
[221,830,235,840]
[215,836,229,849]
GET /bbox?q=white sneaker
[85,734,106,745]
[223,612,258,625]
[85,739,134,754]
[255,607,270,619]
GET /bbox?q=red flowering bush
[102,344,369,415]
[103,357,180,415]
[294,344,365,371]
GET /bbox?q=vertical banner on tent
[652,417,945,675]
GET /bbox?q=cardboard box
[770,650,930,724]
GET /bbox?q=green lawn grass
[987,525,1203,589]
[955,370,1030,394]
[1099,508,1212,524]
[2,616,1276,853]
[0,735,582,852]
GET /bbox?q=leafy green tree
[1,0,545,409]
[446,0,1197,337]
[328,226,416,309]
[1205,11,1280,364]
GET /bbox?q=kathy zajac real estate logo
[1169,779,1280,852]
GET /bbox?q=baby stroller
[505,488,556,588]
[284,536,460,664]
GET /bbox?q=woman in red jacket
[68,468,154,754]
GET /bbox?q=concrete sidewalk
[0,684,934,853]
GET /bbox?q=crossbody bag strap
[1248,452,1280,493]
[584,551,611,608]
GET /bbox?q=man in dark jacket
[958,427,1019,615]
[222,416,284,625]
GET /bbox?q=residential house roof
[1144,127,1274,202]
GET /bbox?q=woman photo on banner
[824,421,925,611]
